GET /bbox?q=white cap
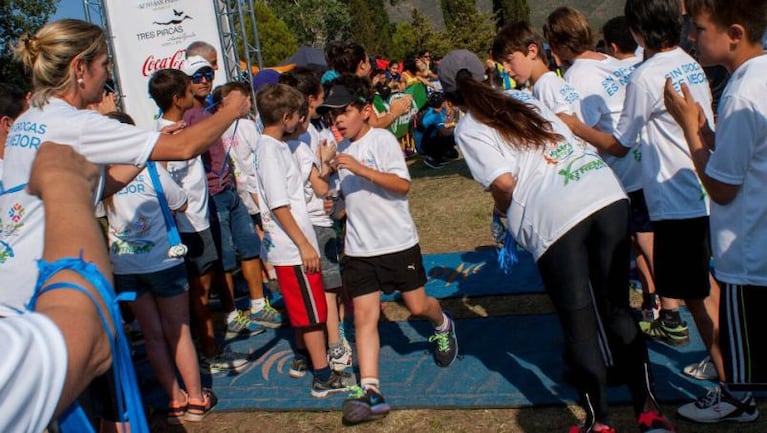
[181,55,212,76]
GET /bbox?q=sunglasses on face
[191,70,214,84]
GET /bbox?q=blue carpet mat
[138,310,710,411]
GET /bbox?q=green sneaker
[249,301,283,328]
[640,317,690,346]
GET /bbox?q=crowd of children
[1,0,766,431]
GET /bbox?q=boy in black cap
[318,75,458,425]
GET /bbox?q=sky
[50,0,87,21]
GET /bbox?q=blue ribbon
[146,162,182,248]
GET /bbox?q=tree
[346,0,392,57]
[440,0,476,30]
[250,2,298,66]
[493,0,530,28]
[266,0,351,48]
[0,0,57,89]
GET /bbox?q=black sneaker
[423,156,447,169]
[428,313,458,367]
[310,370,356,398]
[289,353,309,379]
[342,386,391,425]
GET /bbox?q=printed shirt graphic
[0,98,158,309]
[158,118,210,233]
[533,71,582,116]
[614,47,713,221]
[336,128,419,257]
[706,55,767,285]
[456,91,626,260]
[565,55,644,192]
[107,164,187,274]
[288,123,333,228]
[254,134,319,266]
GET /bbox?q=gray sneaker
[200,348,249,373]
[248,301,284,328]
[226,310,266,340]
[683,355,718,381]
[289,353,309,378]
[329,344,353,372]
[311,370,356,398]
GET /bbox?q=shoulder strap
[145,162,182,250]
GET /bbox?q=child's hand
[159,121,186,135]
[221,89,252,117]
[318,138,337,166]
[298,243,320,274]
[333,153,364,175]
[663,78,705,134]
[390,95,412,117]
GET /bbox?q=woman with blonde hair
[0,19,250,309]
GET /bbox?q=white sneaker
[677,385,759,423]
[329,344,352,372]
[683,355,718,380]
[200,347,249,373]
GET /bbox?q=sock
[360,377,380,392]
[250,297,266,312]
[226,310,239,323]
[659,309,681,326]
[314,366,332,382]
[267,269,277,280]
[642,293,657,307]
[434,312,451,332]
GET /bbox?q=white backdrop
[103,0,228,128]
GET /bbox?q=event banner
[103,0,228,128]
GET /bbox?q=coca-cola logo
[142,49,185,76]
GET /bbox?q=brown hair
[13,19,107,108]
[255,83,306,126]
[212,81,252,110]
[543,7,594,57]
[492,21,548,62]
[686,0,767,43]
[446,70,562,150]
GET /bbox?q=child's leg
[156,291,203,401]
[302,324,330,370]
[353,292,382,380]
[130,294,186,403]
[325,291,341,345]
[188,270,218,357]
[400,288,445,326]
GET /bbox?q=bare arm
[489,173,517,214]
[369,95,412,129]
[334,153,410,195]
[270,206,320,273]
[26,142,113,416]
[558,113,630,157]
[149,91,251,161]
[663,79,739,204]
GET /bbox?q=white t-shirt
[532,71,581,116]
[565,55,644,192]
[254,134,318,266]
[0,309,67,433]
[614,47,714,221]
[225,118,261,216]
[288,124,333,228]
[107,164,187,274]
[0,98,159,309]
[0,158,4,190]
[336,128,419,257]
[456,91,627,260]
[706,55,767,286]
[159,118,210,233]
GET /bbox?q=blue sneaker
[342,386,390,425]
[226,310,265,340]
[249,301,283,328]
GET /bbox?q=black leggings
[537,200,654,425]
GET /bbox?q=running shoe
[423,156,448,169]
[639,317,690,346]
[428,313,458,367]
[248,301,283,328]
[329,344,352,372]
[226,310,266,340]
[641,293,660,322]
[342,386,391,425]
[289,353,309,379]
[677,385,759,423]
[199,347,250,373]
[638,409,676,432]
[682,355,718,381]
[311,370,355,398]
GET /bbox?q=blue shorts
[210,185,262,272]
[114,263,189,298]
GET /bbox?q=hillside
[385,0,625,34]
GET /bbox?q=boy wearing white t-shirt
[148,69,251,372]
[565,0,724,407]
[665,0,766,423]
[254,83,353,398]
[491,21,581,118]
[317,76,457,425]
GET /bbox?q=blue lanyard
[145,162,182,248]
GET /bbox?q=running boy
[665,0,766,423]
[318,75,457,425]
[254,83,353,397]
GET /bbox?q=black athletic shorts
[653,216,711,300]
[342,244,427,298]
